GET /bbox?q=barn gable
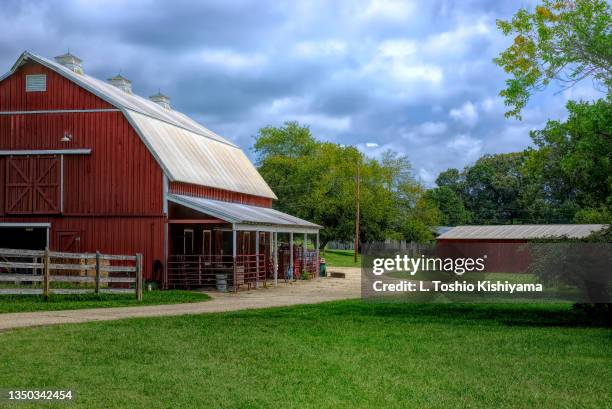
[1,51,277,200]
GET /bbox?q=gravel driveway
[0,267,360,331]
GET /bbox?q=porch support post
[289,232,294,280]
[163,222,168,289]
[273,231,278,287]
[232,226,237,292]
[303,233,307,276]
[316,231,320,278]
[255,230,260,288]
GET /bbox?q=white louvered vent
[25,74,47,92]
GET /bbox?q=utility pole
[354,159,360,263]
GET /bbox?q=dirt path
[0,267,361,331]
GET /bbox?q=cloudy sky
[0,0,602,185]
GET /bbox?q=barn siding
[436,239,530,273]
[0,62,114,111]
[0,215,165,280]
[0,111,164,215]
[0,156,4,215]
[169,181,272,208]
[0,60,166,281]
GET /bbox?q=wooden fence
[0,247,142,301]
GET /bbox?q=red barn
[436,224,607,272]
[0,51,320,289]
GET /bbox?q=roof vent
[54,52,84,74]
[149,91,171,109]
[107,74,132,94]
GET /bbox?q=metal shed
[437,224,608,272]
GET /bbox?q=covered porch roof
[168,194,322,234]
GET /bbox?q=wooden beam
[0,149,91,155]
[167,219,226,224]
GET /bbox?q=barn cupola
[107,74,132,94]
[54,52,84,74]
[149,91,171,110]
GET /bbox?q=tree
[524,98,612,222]
[436,168,463,195]
[528,226,612,315]
[435,153,531,224]
[253,122,423,247]
[424,186,471,226]
[397,182,442,243]
[494,0,612,118]
[254,121,317,160]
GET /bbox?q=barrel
[216,273,227,292]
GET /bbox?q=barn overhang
[167,194,321,234]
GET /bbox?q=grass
[0,301,610,408]
[323,248,361,267]
[0,290,210,314]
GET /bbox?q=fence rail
[167,254,266,291]
[0,247,142,300]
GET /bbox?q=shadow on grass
[240,300,611,329]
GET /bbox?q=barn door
[33,156,61,213]
[5,157,33,214]
[5,156,60,214]
[56,231,81,253]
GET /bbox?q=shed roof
[3,51,277,199]
[169,194,321,232]
[438,224,608,240]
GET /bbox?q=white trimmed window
[25,74,47,92]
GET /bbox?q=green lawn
[0,290,210,314]
[322,248,361,267]
[0,301,609,408]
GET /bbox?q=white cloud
[193,49,266,71]
[401,121,448,144]
[446,134,482,159]
[294,40,347,58]
[449,101,478,127]
[365,142,379,148]
[418,121,447,135]
[362,0,416,21]
[391,64,443,84]
[562,82,604,102]
[423,20,491,58]
[368,40,443,85]
[255,96,351,132]
[294,114,351,132]
[418,168,436,184]
[480,96,503,113]
[378,39,417,59]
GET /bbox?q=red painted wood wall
[169,181,273,208]
[0,60,165,279]
[436,239,531,273]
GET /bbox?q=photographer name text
[372,280,543,293]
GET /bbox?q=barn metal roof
[169,194,321,232]
[128,111,276,198]
[438,224,608,240]
[3,52,277,199]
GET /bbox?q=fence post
[233,256,237,293]
[135,253,143,301]
[95,251,101,294]
[43,247,50,300]
[255,231,260,289]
